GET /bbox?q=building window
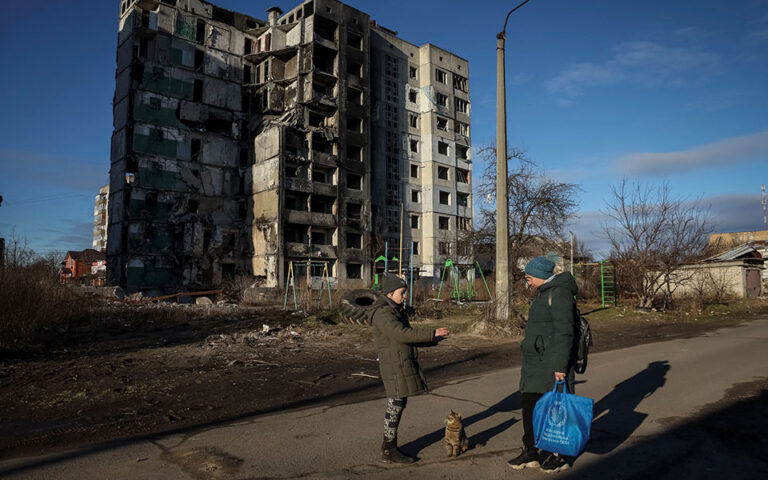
[436,92,448,107]
[409,66,417,79]
[436,117,449,131]
[456,122,469,137]
[439,241,450,255]
[456,145,469,160]
[410,215,419,229]
[435,68,447,84]
[410,139,418,153]
[438,141,449,155]
[411,189,421,203]
[346,263,362,278]
[347,31,363,49]
[456,168,469,183]
[347,203,362,219]
[412,241,419,255]
[347,173,362,190]
[409,113,418,128]
[453,75,468,92]
[455,98,469,114]
[438,166,449,180]
[439,217,450,230]
[348,117,362,133]
[457,193,469,207]
[348,145,362,162]
[408,90,418,104]
[348,88,362,105]
[439,191,451,205]
[346,232,362,249]
[458,217,471,230]
[410,164,418,178]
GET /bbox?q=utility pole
[762,184,767,231]
[495,0,534,322]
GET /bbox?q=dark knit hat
[380,274,407,294]
[524,256,555,279]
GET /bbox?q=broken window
[346,232,362,249]
[312,228,334,245]
[438,166,449,180]
[456,122,469,137]
[314,16,338,43]
[309,111,326,128]
[438,141,449,155]
[435,68,447,84]
[456,168,469,183]
[346,263,362,278]
[410,215,419,229]
[348,117,362,133]
[193,79,203,102]
[408,113,418,128]
[191,139,201,161]
[348,88,362,105]
[347,31,362,50]
[411,189,421,203]
[285,193,308,211]
[196,19,206,44]
[456,145,469,160]
[409,66,417,79]
[408,90,417,104]
[194,49,204,72]
[455,98,469,114]
[436,92,448,108]
[410,139,419,153]
[285,224,308,243]
[311,195,334,214]
[412,241,420,255]
[139,39,148,59]
[458,216,471,230]
[347,61,362,78]
[243,64,252,83]
[347,173,362,190]
[439,191,451,205]
[347,145,362,163]
[457,193,469,207]
[315,45,336,75]
[244,38,253,55]
[453,74,468,92]
[436,117,448,131]
[347,203,362,219]
[188,199,199,213]
[410,164,418,178]
[439,242,450,256]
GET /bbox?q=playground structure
[573,261,616,307]
[434,259,493,303]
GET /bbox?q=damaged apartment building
[108,0,471,292]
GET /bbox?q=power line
[3,192,93,206]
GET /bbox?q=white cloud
[546,41,721,98]
[615,131,768,176]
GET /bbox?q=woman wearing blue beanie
[507,256,578,473]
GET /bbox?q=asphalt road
[2,318,767,480]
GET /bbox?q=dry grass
[0,263,95,349]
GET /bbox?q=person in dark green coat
[507,256,578,473]
[370,274,449,464]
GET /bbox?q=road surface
[2,318,767,479]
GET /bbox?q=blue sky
[1,0,767,258]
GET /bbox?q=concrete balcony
[285,242,311,256]
[312,244,337,258]
[312,182,337,197]
[285,177,312,193]
[310,150,337,167]
[285,209,311,224]
[310,212,336,227]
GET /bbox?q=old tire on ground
[339,289,380,325]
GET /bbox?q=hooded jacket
[519,272,578,393]
[370,294,435,399]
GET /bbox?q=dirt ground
[1,300,766,461]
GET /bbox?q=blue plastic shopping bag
[533,380,594,456]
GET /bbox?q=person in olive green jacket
[370,274,449,464]
[507,256,578,474]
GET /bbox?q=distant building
[60,249,107,286]
[93,185,109,252]
[109,0,471,292]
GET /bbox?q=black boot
[381,441,415,464]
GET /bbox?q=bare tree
[603,179,711,308]
[475,145,580,286]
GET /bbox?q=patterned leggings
[383,397,408,443]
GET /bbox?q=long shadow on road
[587,360,670,455]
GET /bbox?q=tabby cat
[444,410,469,457]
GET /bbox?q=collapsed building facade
[108,0,472,292]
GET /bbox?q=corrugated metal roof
[704,244,757,262]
